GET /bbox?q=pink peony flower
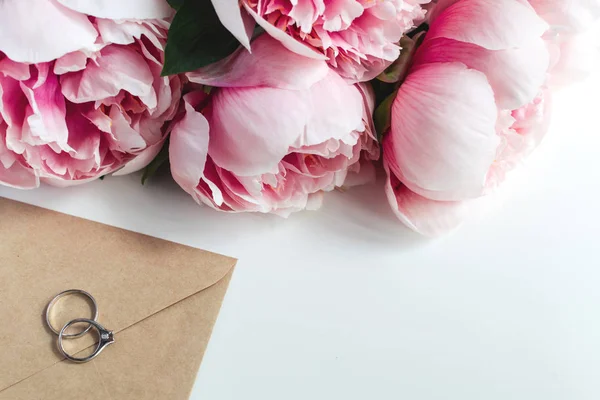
[0,0,180,188]
[213,0,431,83]
[170,35,378,216]
[383,0,554,235]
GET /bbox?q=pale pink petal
[56,0,173,19]
[0,58,31,80]
[107,106,147,152]
[169,92,210,195]
[114,136,167,176]
[244,3,328,60]
[388,62,499,201]
[212,0,255,50]
[384,164,478,236]
[300,70,364,146]
[151,75,181,121]
[209,87,312,176]
[289,0,321,33]
[414,37,550,109]
[529,0,600,32]
[53,51,89,75]
[0,133,39,189]
[199,163,227,209]
[95,19,161,47]
[356,82,375,116]
[368,1,397,19]
[0,161,39,189]
[487,90,552,189]
[549,33,600,86]
[322,0,364,32]
[0,0,97,63]
[428,0,548,50]
[343,161,375,187]
[42,174,108,188]
[428,0,529,21]
[61,46,154,103]
[305,192,324,210]
[187,35,329,90]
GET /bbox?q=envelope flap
[0,198,236,391]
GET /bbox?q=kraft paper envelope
[0,198,237,399]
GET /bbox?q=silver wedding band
[45,289,114,363]
[45,289,99,338]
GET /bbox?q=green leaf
[141,139,170,185]
[376,32,426,84]
[252,25,265,40]
[161,0,241,76]
[373,91,396,142]
[371,78,396,107]
[167,0,185,10]
[407,22,429,39]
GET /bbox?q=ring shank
[57,318,108,363]
[45,289,99,338]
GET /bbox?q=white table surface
[2,73,600,400]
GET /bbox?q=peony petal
[300,70,365,146]
[529,0,600,32]
[384,163,478,236]
[212,0,255,50]
[154,76,181,120]
[388,62,499,201]
[355,82,378,141]
[107,106,147,152]
[356,82,375,116]
[60,46,154,103]
[209,87,312,176]
[199,166,227,209]
[187,35,329,90]
[322,0,364,32]
[114,136,167,176]
[549,32,600,86]
[414,37,550,109]
[62,107,102,161]
[427,0,461,21]
[210,166,262,210]
[0,57,31,80]
[0,0,98,63]
[0,78,28,153]
[306,192,324,211]
[0,161,39,189]
[56,0,173,19]
[244,3,328,60]
[428,0,548,50]
[343,161,376,187]
[20,71,71,150]
[96,19,159,47]
[0,129,39,189]
[42,173,108,188]
[487,90,552,189]
[169,92,210,196]
[428,0,534,21]
[53,51,89,75]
